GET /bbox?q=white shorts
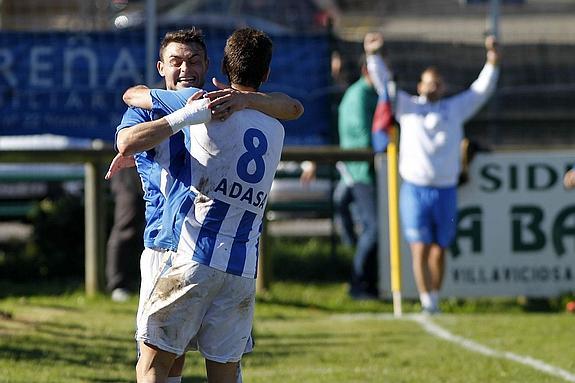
[136,250,256,363]
[136,247,167,327]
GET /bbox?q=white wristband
[164,98,211,134]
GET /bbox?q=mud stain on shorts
[154,275,186,301]
[237,297,252,315]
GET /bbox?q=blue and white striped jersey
[150,88,285,278]
[115,92,198,250]
[116,107,161,249]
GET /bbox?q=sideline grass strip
[411,314,575,383]
[0,283,573,382]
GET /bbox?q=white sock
[430,290,439,309]
[419,292,432,309]
[167,377,182,383]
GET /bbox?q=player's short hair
[222,28,272,90]
[159,28,207,61]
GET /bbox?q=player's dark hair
[222,28,272,90]
[159,28,207,61]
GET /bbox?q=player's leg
[428,185,458,312]
[427,243,445,312]
[428,244,446,291]
[137,249,182,382]
[410,242,434,309]
[138,249,186,381]
[167,355,185,382]
[400,182,436,311]
[205,360,240,383]
[204,343,248,383]
[410,242,431,292]
[197,270,255,383]
[413,250,435,313]
[137,253,223,382]
[136,342,177,383]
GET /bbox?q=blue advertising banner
[0,29,331,145]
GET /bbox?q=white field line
[333,313,575,382]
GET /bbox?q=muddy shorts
[136,247,166,327]
[136,250,256,362]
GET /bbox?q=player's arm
[123,85,153,109]
[564,169,575,189]
[363,31,388,94]
[124,81,304,121]
[363,32,409,112]
[485,35,500,67]
[117,88,204,157]
[451,35,501,121]
[206,78,304,121]
[106,106,150,179]
[117,119,172,157]
[117,95,211,156]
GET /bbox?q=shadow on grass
[269,237,354,282]
[257,294,364,313]
[88,378,209,383]
[443,296,571,313]
[0,279,84,299]
[0,314,134,370]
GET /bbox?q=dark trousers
[106,167,145,292]
[333,180,357,246]
[349,182,379,295]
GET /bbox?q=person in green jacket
[338,53,380,299]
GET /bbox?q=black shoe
[349,287,378,301]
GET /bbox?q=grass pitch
[0,281,573,383]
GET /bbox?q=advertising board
[378,150,575,298]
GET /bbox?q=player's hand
[105,153,136,180]
[185,89,207,105]
[208,77,249,120]
[299,161,317,186]
[363,31,384,55]
[205,78,250,121]
[485,35,500,65]
[564,169,575,189]
[485,35,497,51]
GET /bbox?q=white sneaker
[111,288,131,302]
